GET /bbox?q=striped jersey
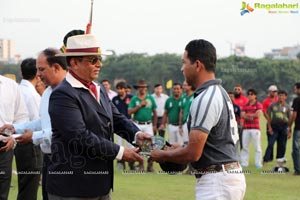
[189,80,240,169]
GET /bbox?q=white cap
[268,85,278,91]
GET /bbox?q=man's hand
[122,147,144,162]
[15,129,33,144]
[135,132,152,146]
[0,137,16,152]
[0,124,15,135]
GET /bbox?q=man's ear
[69,57,79,69]
[195,60,203,72]
[53,63,62,72]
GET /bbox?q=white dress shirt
[0,75,29,127]
[14,86,52,153]
[19,79,41,120]
[152,93,169,117]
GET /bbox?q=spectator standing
[179,81,194,145]
[128,79,157,172]
[262,85,279,162]
[288,82,300,176]
[263,90,291,166]
[240,89,263,168]
[0,75,29,200]
[233,84,249,108]
[152,83,169,138]
[15,58,43,200]
[101,79,117,100]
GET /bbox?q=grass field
[8,117,299,200]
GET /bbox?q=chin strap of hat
[86,0,94,34]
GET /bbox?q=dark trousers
[14,143,43,200]
[263,124,288,162]
[43,154,52,200]
[0,150,14,200]
[265,124,274,162]
[156,117,165,138]
[48,192,111,200]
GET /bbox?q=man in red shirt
[233,84,249,108]
[240,89,263,168]
[262,85,279,163]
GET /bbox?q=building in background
[264,45,300,59]
[0,39,15,62]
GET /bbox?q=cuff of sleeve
[116,146,124,161]
[134,131,143,142]
[32,131,43,146]
[13,124,24,135]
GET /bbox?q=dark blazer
[47,79,139,198]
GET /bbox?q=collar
[194,79,222,98]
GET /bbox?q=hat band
[66,47,101,54]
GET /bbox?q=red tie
[89,83,98,99]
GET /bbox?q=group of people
[229,83,300,175]
[0,30,296,200]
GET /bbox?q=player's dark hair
[185,39,217,73]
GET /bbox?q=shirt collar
[194,79,222,97]
[66,72,89,89]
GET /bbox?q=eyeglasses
[234,88,241,91]
[81,56,102,65]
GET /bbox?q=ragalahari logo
[240,2,254,15]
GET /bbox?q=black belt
[170,123,179,126]
[135,121,152,125]
[194,162,241,178]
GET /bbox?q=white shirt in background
[19,79,41,120]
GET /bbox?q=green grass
[8,117,299,199]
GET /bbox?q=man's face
[116,87,126,96]
[36,53,56,86]
[137,86,147,95]
[269,90,278,98]
[102,81,111,91]
[181,51,197,88]
[172,85,182,97]
[154,86,163,95]
[247,91,256,101]
[74,55,102,82]
[278,93,287,103]
[234,87,242,95]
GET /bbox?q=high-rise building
[0,39,15,62]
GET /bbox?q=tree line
[1,54,299,102]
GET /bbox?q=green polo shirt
[165,96,181,124]
[129,94,157,122]
[179,93,194,124]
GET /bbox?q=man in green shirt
[179,81,195,145]
[128,79,157,172]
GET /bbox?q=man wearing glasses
[47,34,150,200]
[240,89,263,168]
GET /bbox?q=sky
[1,0,300,59]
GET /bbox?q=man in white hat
[262,85,279,165]
[47,34,150,200]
